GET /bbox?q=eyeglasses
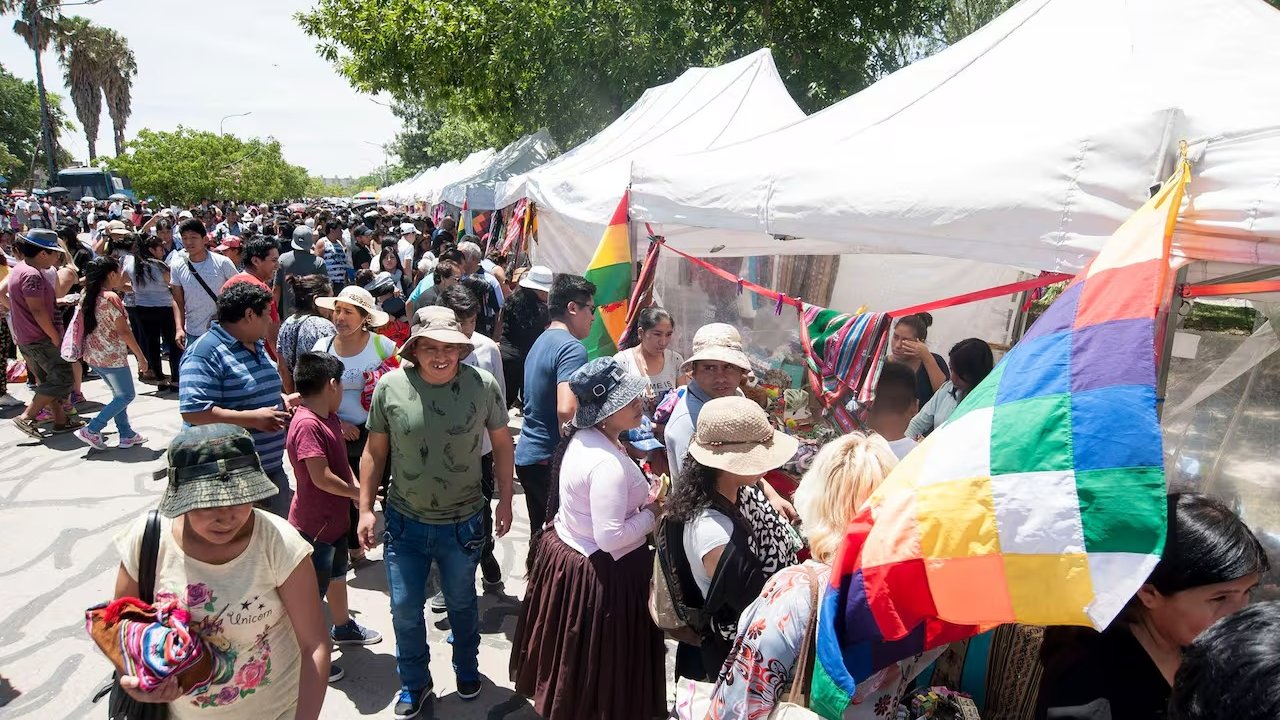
[574,301,597,315]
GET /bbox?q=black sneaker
[480,551,502,586]
[394,685,432,719]
[457,679,482,701]
[328,662,345,683]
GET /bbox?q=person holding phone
[180,282,293,516]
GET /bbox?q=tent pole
[1156,264,1189,421]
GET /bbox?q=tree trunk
[31,12,57,181]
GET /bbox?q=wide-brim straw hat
[316,285,389,327]
[681,322,753,374]
[688,396,799,476]
[158,424,278,518]
[398,306,473,362]
[569,357,648,429]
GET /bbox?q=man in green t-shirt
[357,306,513,715]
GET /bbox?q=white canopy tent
[422,148,496,207]
[630,0,1280,274]
[439,129,558,211]
[496,49,805,274]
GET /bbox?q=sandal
[12,417,44,439]
[50,418,86,434]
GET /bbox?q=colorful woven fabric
[811,161,1189,719]
[501,198,531,255]
[88,597,212,692]
[799,305,890,433]
[583,191,632,359]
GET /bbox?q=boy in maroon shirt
[286,351,381,683]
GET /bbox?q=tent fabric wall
[439,129,558,211]
[630,0,1280,273]
[496,48,805,275]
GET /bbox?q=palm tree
[99,27,135,157]
[4,0,60,180]
[54,15,107,161]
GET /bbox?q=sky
[0,0,400,178]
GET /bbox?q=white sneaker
[117,433,147,448]
[0,394,22,407]
[75,427,108,450]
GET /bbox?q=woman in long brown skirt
[510,357,667,720]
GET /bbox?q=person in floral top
[74,256,149,450]
[707,433,944,719]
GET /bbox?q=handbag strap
[138,509,162,604]
[183,257,219,302]
[786,564,822,706]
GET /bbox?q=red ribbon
[652,238,803,310]
[888,273,1074,317]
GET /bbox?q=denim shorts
[302,533,350,591]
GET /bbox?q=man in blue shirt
[179,282,292,516]
[514,273,595,547]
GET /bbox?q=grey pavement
[0,363,595,719]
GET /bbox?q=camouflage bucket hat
[158,424,278,518]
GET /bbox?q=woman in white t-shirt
[613,306,686,419]
[665,395,801,680]
[110,424,327,719]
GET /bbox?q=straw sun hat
[689,396,799,476]
[680,322,752,374]
[316,285,389,328]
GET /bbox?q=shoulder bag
[91,510,169,720]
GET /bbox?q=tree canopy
[106,127,309,204]
[0,63,73,184]
[297,0,950,166]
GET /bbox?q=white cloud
[0,0,401,177]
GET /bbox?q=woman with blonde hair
[705,432,944,719]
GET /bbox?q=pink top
[83,292,130,368]
[553,427,656,560]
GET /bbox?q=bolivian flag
[583,191,632,359]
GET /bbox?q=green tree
[55,15,109,161]
[4,0,62,180]
[298,0,949,160]
[107,127,310,204]
[0,63,73,185]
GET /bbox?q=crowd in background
[3,193,1278,720]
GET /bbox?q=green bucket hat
[158,424,278,518]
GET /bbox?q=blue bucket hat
[568,357,647,429]
[18,228,67,254]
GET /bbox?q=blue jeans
[383,505,484,692]
[86,365,135,436]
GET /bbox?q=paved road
[0,364,615,719]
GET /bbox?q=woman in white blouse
[511,356,666,720]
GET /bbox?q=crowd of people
[2,193,1278,720]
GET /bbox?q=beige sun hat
[680,322,753,374]
[398,306,473,361]
[315,285,389,327]
[688,396,799,476]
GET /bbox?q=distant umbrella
[287,202,307,213]
[353,190,378,201]
[46,186,70,196]
[81,196,97,203]
[108,192,128,201]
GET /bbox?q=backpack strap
[138,510,162,605]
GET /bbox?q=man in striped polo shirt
[179,282,293,516]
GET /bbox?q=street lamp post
[219,111,252,136]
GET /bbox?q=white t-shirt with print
[169,252,237,336]
[114,510,312,720]
[613,346,685,417]
[313,332,398,426]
